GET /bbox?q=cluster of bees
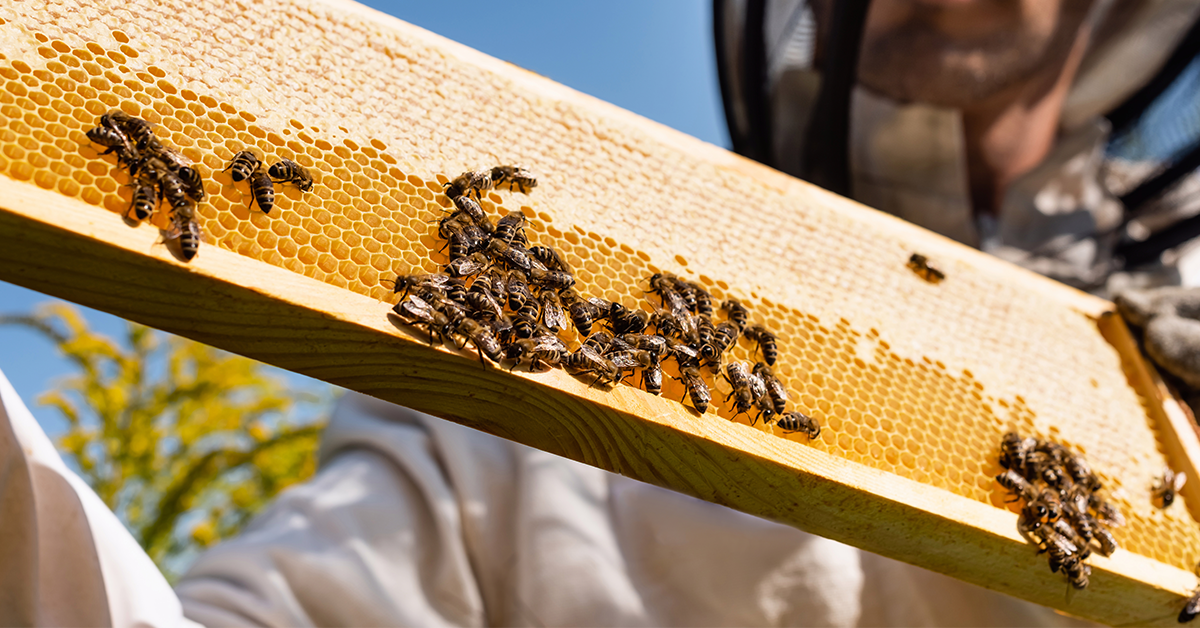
[86,111,205,259]
[388,167,819,439]
[86,112,314,260]
[996,432,1124,590]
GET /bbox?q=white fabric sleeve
[176,392,1094,627]
[0,368,196,628]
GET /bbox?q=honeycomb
[1,0,1198,575]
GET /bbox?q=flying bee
[996,470,1038,503]
[486,239,534,273]
[774,411,821,439]
[744,324,779,365]
[493,211,528,245]
[724,361,757,418]
[753,362,789,415]
[165,208,202,261]
[539,290,569,332]
[268,159,314,192]
[565,345,621,387]
[248,169,275,214]
[529,266,575,292]
[529,246,571,274]
[450,194,494,233]
[445,170,492,200]
[675,365,710,414]
[504,334,567,371]
[127,175,159,222]
[393,295,450,344]
[452,317,503,365]
[490,165,537,193]
[447,251,490,278]
[908,253,946,284]
[223,150,261,182]
[561,290,598,336]
[1154,467,1188,508]
[721,298,749,332]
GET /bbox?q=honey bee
[584,331,616,353]
[675,365,710,414]
[102,110,155,150]
[999,432,1036,474]
[1066,456,1101,492]
[493,211,528,245]
[539,290,568,332]
[529,267,575,292]
[452,317,503,365]
[165,207,202,261]
[387,272,458,298]
[743,324,779,366]
[1154,467,1188,508]
[445,170,493,200]
[642,357,663,395]
[687,281,713,317]
[486,239,534,274]
[773,411,821,439]
[490,165,537,193]
[269,159,314,192]
[504,334,568,371]
[445,222,490,261]
[447,251,490,278]
[608,349,654,386]
[249,169,275,214]
[1064,557,1090,590]
[1090,497,1124,528]
[1181,569,1200,624]
[450,194,494,233]
[465,281,506,321]
[908,253,946,284]
[177,166,205,202]
[665,337,700,367]
[996,470,1037,503]
[724,361,757,417]
[155,170,191,212]
[511,315,538,339]
[753,362,789,415]
[127,176,159,222]
[561,290,598,336]
[1091,523,1118,557]
[86,125,135,161]
[610,305,650,335]
[393,295,450,344]
[720,299,749,332]
[565,345,621,387]
[529,246,571,274]
[223,150,261,182]
[505,272,535,311]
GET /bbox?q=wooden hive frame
[2,1,1200,624]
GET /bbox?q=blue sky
[0,1,728,432]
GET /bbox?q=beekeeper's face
[849,0,1095,107]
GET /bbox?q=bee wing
[543,302,568,331]
[1175,471,1189,492]
[534,335,568,353]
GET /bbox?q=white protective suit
[0,368,1093,627]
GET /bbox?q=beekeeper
[4,0,1200,626]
